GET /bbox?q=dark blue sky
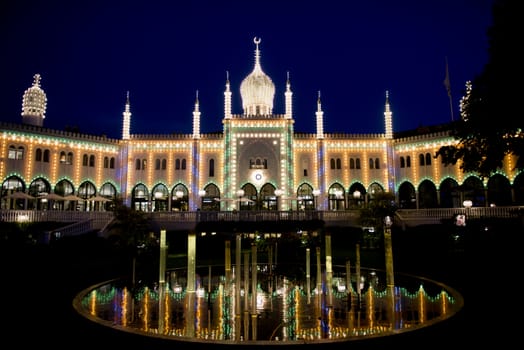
[0,0,494,139]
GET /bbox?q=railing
[2,206,522,231]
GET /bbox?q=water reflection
[75,265,463,343]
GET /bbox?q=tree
[436,0,524,179]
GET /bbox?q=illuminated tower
[224,71,232,119]
[192,90,201,139]
[285,71,293,119]
[384,90,393,139]
[21,73,47,127]
[122,91,131,140]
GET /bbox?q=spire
[122,91,131,140]
[384,90,393,139]
[193,90,201,139]
[21,73,47,127]
[316,91,324,139]
[285,71,293,119]
[224,70,232,119]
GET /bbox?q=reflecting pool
[73,264,463,344]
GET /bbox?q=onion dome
[240,37,275,116]
[21,73,47,127]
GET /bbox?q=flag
[443,57,451,98]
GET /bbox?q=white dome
[240,38,275,116]
[21,74,47,127]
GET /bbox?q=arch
[201,183,220,211]
[240,183,257,210]
[398,181,416,209]
[132,183,149,211]
[328,183,345,210]
[418,179,438,208]
[297,183,314,210]
[348,182,366,208]
[260,183,277,210]
[439,177,460,208]
[171,183,189,211]
[462,176,485,207]
[78,181,97,211]
[29,177,51,210]
[152,183,169,211]
[1,175,28,209]
[487,174,512,206]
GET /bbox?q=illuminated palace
[1,38,523,212]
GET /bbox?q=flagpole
[444,56,454,121]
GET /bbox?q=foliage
[358,192,398,230]
[106,197,154,252]
[436,0,524,178]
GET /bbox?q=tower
[21,73,47,127]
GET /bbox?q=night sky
[0,0,494,139]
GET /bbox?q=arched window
[83,154,89,166]
[406,156,411,168]
[375,158,380,169]
[419,153,425,166]
[355,158,361,169]
[43,149,50,163]
[425,153,432,166]
[330,158,335,169]
[109,157,115,168]
[161,159,166,170]
[369,158,374,169]
[89,155,95,167]
[36,148,42,162]
[209,158,215,177]
[104,156,109,168]
[181,159,186,170]
[155,159,161,170]
[136,159,141,170]
[350,158,355,169]
[336,158,341,169]
[400,156,405,168]
[175,159,181,170]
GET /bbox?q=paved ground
[1,217,510,349]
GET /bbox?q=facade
[1,39,523,212]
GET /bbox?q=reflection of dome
[21,73,47,127]
[240,37,275,116]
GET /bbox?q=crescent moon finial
[254,37,261,45]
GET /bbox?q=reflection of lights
[137,190,144,197]
[463,200,473,208]
[334,189,343,198]
[154,191,163,199]
[175,190,184,199]
[353,190,361,199]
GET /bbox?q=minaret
[21,73,47,127]
[122,91,131,140]
[224,71,232,119]
[192,90,201,139]
[384,90,393,139]
[315,91,324,139]
[285,71,293,119]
